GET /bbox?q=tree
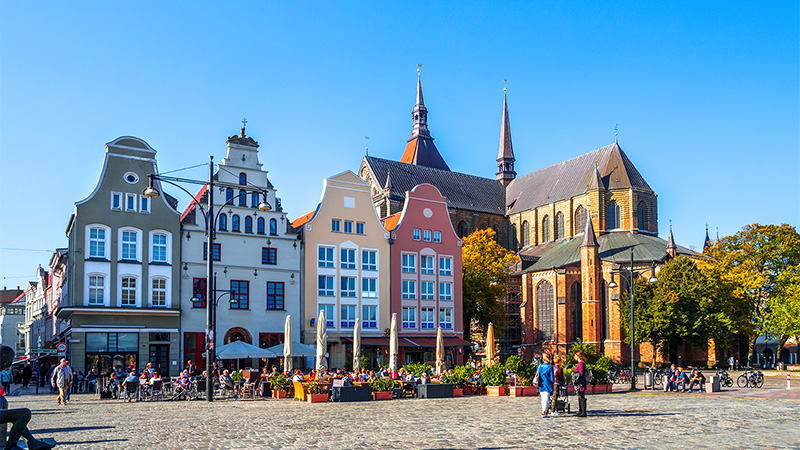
[461,228,516,342]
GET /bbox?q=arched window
[555,212,565,240]
[225,188,234,205]
[571,282,582,342]
[457,221,468,238]
[232,215,240,232]
[244,216,253,233]
[542,215,551,242]
[600,280,608,342]
[238,189,247,207]
[219,214,227,231]
[269,218,278,235]
[637,201,647,231]
[511,223,518,249]
[606,200,620,230]
[521,221,530,247]
[257,218,265,234]
[537,280,554,341]
[239,173,247,186]
[574,205,587,234]
[251,192,259,209]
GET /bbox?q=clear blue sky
[1,2,798,287]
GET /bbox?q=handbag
[533,369,541,387]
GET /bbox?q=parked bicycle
[716,369,734,387]
[736,368,764,388]
[646,367,665,386]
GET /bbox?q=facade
[383,184,468,366]
[21,269,48,358]
[59,136,182,376]
[180,126,300,369]
[292,171,391,370]
[0,291,25,356]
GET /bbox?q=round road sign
[56,342,67,352]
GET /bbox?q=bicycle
[646,367,664,387]
[716,369,733,388]
[736,368,764,388]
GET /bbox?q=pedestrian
[50,358,72,405]
[550,355,565,415]
[0,367,13,393]
[573,351,588,417]
[728,356,735,371]
[21,364,32,388]
[536,354,554,418]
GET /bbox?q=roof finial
[365,136,369,157]
[503,78,507,92]
[614,123,618,143]
[415,64,424,106]
[240,117,247,137]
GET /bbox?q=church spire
[410,67,430,140]
[666,222,677,258]
[703,224,712,253]
[400,66,450,171]
[496,85,516,187]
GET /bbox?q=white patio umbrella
[486,323,496,366]
[215,340,277,359]
[389,313,398,371]
[316,309,328,371]
[353,319,361,372]
[265,341,316,358]
[284,315,293,373]
[435,326,445,376]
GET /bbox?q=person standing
[536,354,555,418]
[50,358,72,406]
[550,355,565,415]
[21,364,32,388]
[0,367,13,393]
[574,351,588,417]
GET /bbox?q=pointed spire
[496,83,516,186]
[416,67,424,107]
[400,66,450,171]
[581,213,599,247]
[667,223,676,250]
[384,170,393,190]
[410,66,430,140]
[587,163,604,191]
[703,224,712,253]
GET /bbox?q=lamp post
[144,156,270,401]
[608,247,658,390]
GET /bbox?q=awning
[350,336,471,348]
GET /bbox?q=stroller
[553,384,571,414]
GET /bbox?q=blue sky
[1,2,798,286]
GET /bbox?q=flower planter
[306,393,328,403]
[522,386,539,396]
[599,384,612,393]
[271,390,287,399]
[486,386,508,396]
[508,386,525,397]
[453,388,463,397]
[462,386,475,395]
[372,391,393,400]
[566,385,575,394]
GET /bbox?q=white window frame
[120,275,139,307]
[340,304,357,328]
[439,307,453,329]
[402,280,416,300]
[361,277,377,298]
[362,305,378,329]
[140,195,151,214]
[401,253,416,273]
[340,248,357,270]
[318,275,335,297]
[421,281,435,300]
[423,230,431,242]
[331,219,341,233]
[344,220,354,234]
[402,307,416,329]
[149,230,171,264]
[111,192,122,211]
[87,274,106,306]
[420,255,435,274]
[318,246,335,268]
[318,304,335,327]
[85,224,110,260]
[340,276,357,298]
[361,249,377,271]
[421,307,435,329]
[356,222,365,235]
[439,256,453,276]
[439,282,452,301]
[125,193,138,212]
[118,227,142,262]
[413,229,421,241]
[433,231,441,243]
[150,277,168,308]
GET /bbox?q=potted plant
[270,375,289,399]
[563,367,575,394]
[504,356,525,397]
[370,377,395,400]
[589,356,613,394]
[306,380,328,403]
[517,363,539,396]
[482,364,508,396]
[441,373,466,396]
[453,365,476,395]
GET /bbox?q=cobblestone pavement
[8,382,799,450]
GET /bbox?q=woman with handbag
[573,351,588,417]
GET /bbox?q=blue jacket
[537,362,555,393]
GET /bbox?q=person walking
[50,358,72,405]
[0,367,13,393]
[574,351,588,417]
[536,354,555,418]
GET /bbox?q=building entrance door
[149,344,169,376]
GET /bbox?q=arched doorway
[224,327,252,344]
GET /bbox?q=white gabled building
[180,125,301,370]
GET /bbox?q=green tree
[461,228,516,342]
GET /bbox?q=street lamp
[608,247,658,390]
[144,156,271,401]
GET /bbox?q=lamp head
[258,191,272,211]
[143,186,160,198]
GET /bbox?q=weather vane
[504,79,507,92]
[614,123,618,142]
[365,136,370,156]
[417,63,422,73]
[242,117,247,127]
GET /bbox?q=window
[318,246,335,268]
[362,305,377,329]
[362,250,377,271]
[439,256,452,276]
[402,307,416,329]
[257,217,265,234]
[362,278,377,298]
[225,188,234,205]
[230,280,249,309]
[574,206,587,234]
[340,276,356,297]
[555,212,565,240]
[140,196,150,214]
[356,222,365,235]
[344,220,353,234]
[606,201,620,230]
[331,219,341,232]
[238,189,247,207]
[439,282,452,301]
[421,307,435,329]
[439,308,453,329]
[340,304,356,328]
[521,221,530,246]
[421,281,435,300]
[111,192,122,210]
[340,248,356,269]
[402,253,416,273]
[122,231,137,260]
[259,333,283,349]
[239,172,247,185]
[126,194,137,212]
[151,233,167,262]
[402,280,416,299]
[251,192,259,208]
[269,218,277,235]
[192,278,206,308]
[423,230,431,242]
[89,228,106,258]
[318,304,335,327]
[232,215,240,232]
[457,221,467,238]
[420,255,434,274]
[262,247,277,265]
[537,280,554,341]
[637,201,648,231]
[203,243,221,261]
[542,215,550,242]
[318,276,335,297]
[88,275,105,305]
[433,231,441,243]
[151,278,167,307]
[572,282,582,341]
[219,214,228,231]
[244,216,253,233]
[121,277,137,306]
[266,282,284,310]
[413,229,421,241]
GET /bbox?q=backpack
[585,368,593,383]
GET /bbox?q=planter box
[567,385,575,394]
[330,386,372,402]
[453,388,463,397]
[486,386,508,396]
[271,390,287,399]
[522,386,539,396]
[463,386,475,395]
[372,391,394,400]
[418,383,453,399]
[306,393,328,403]
[508,386,525,397]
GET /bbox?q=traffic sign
[31,349,57,354]
[56,343,67,352]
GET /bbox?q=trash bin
[644,372,653,389]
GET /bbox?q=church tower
[496,88,516,187]
[400,69,450,171]
[580,215,602,346]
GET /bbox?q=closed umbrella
[316,309,327,371]
[284,315,293,373]
[353,319,361,372]
[486,323,496,366]
[389,313,398,371]
[435,326,444,376]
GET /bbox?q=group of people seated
[664,364,706,392]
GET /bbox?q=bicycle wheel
[756,374,764,388]
[654,373,663,386]
[723,377,733,388]
[737,374,748,388]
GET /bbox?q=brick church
[357,71,703,365]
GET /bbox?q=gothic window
[251,192,259,208]
[511,223,518,249]
[606,201,620,230]
[537,280,554,342]
[600,280,608,342]
[219,214,227,231]
[571,282,582,341]
[457,221,468,238]
[574,205,587,235]
[239,173,247,185]
[238,189,247,207]
[257,218,265,234]
[555,212,565,240]
[542,215,551,242]
[521,221,530,247]
[638,201,648,231]
[244,216,253,233]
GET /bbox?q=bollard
[788,373,791,390]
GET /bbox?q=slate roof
[363,156,506,215]
[400,137,450,171]
[516,232,698,274]
[506,142,652,215]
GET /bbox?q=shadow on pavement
[589,410,677,417]
[33,425,115,434]
[57,439,128,445]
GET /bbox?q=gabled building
[1,290,25,357]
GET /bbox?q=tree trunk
[747,334,758,366]
[777,335,789,364]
